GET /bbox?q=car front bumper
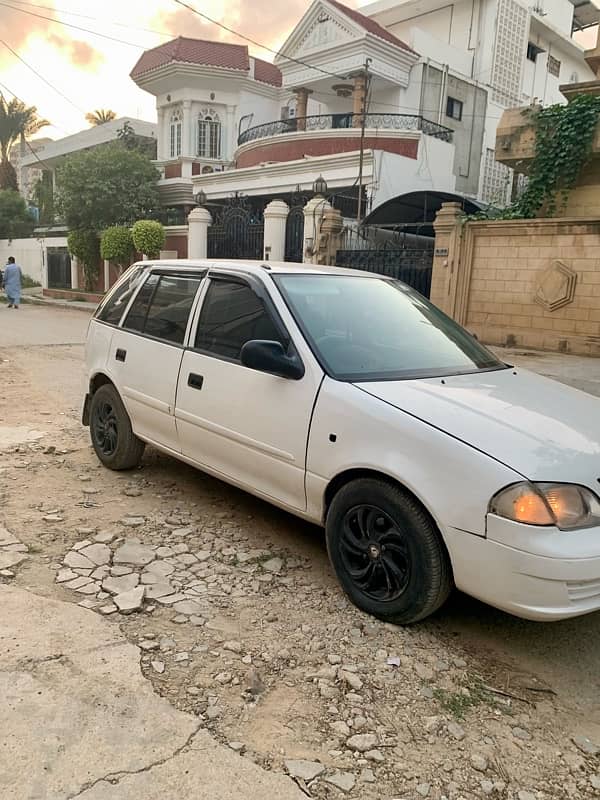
[444,515,600,621]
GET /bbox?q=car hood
[355,367,600,488]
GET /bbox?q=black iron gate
[284,194,307,263]
[336,228,434,298]
[47,247,72,289]
[208,196,264,260]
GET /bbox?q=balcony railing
[238,113,453,146]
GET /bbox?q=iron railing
[238,113,453,146]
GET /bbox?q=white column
[156,106,165,160]
[188,207,212,259]
[182,100,192,158]
[70,255,79,291]
[226,105,236,160]
[263,200,289,262]
[104,259,110,292]
[303,196,332,264]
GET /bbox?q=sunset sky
[0,0,597,140]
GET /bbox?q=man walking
[3,256,22,309]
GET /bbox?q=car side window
[123,274,202,345]
[195,279,287,361]
[97,266,145,325]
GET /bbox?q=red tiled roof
[254,57,283,87]
[131,37,249,79]
[327,0,416,54]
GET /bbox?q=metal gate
[47,247,72,289]
[336,228,434,298]
[284,194,307,263]
[208,196,264,260]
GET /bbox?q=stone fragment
[144,560,175,577]
[284,760,325,782]
[330,721,351,737]
[480,780,495,796]
[228,741,244,753]
[359,768,376,784]
[78,598,100,609]
[110,565,132,576]
[471,754,488,772]
[215,672,232,685]
[172,600,204,616]
[346,733,378,752]
[194,550,211,562]
[114,586,145,613]
[113,540,155,566]
[174,652,189,663]
[323,772,356,793]
[64,551,95,570]
[0,569,15,578]
[43,514,63,523]
[262,557,283,574]
[139,640,160,651]
[365,749,384,763]
[91,566,109,580]
[517,792,536,800]
[123,488,142,497]
[145,583,176,600]
[55,568,78,583]
[82,487,100,495]
[154,592,187,605]
[513,727,532,741]
[151,660,165,674]
[339,670,363,691]
[223,640,242,654]
[120,516,146,528]
[99,604,117,615]
[190,615,205,627]
[0,528,20,546]
[94,531,116,543]
[102,573,139,596]
[79,543,111,566]
[0,552,27,570]
[76,582,100,595]
[573,735,599,755]
[447,722,466,741]
[416,783,431,797]
[415,663,434,681]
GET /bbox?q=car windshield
[275,274,505,381]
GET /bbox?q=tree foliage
[86,109,117,126]
[116,120,157,159]
[132,220,165,259]
[0,94,49,190]
[0,189,34,238]
[56,144,160,231]
[100,225,135,273]
[67,229,100,291]
[32,171,54,225]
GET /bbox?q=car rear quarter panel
[306,377,522,536]
[85,320,113,389]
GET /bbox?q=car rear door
[109,269,205,451]
[174,271,323,511]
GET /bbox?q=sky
[0,0,348,138]
[0,0,597,140]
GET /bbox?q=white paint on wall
[0,236,69,287]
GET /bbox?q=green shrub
[131,219,165,259]
[100,225,135,274]
[67,229,100,291]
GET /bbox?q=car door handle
[115,348,126,362]
[188,372,204,390]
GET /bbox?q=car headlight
[489,482,600,530]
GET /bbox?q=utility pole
[356,57,372,224]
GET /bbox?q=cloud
[0,2,103,71]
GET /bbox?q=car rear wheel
[326,478,452,624]
[90,384,145,470]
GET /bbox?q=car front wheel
[326,478,452,624]
[90,384,145,470]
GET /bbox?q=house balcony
[235,113,453,169]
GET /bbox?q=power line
[0,1,145,48]
[1,39,86,113]
[172,0,347,81]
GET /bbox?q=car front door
[109,270,205,451]
[175,273,323,511]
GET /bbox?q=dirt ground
[1,305,600,800]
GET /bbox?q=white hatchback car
[83,260,600,624]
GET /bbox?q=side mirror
[240,340,305,380]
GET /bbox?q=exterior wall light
[313,175,328,196]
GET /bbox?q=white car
[83,260,600,624]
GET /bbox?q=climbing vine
[475,94,600,220]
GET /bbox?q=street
[1,303,600,800]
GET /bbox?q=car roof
[134,259,379,279]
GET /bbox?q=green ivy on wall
[474,95,600,221]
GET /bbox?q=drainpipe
[438,64,449,124]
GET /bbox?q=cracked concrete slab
[0,586,305,800]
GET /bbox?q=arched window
[169,108,182,158]
[197,110,221,159]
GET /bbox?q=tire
[89,383,145,470]
[326,478,452,624]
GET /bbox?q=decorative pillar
[70,255,79,291]
[188,206,212,259]
[156,106,165,160]
[103,259,110,293]
[182,100,192,158]
[263,200,289,262]
[317,208,343,266]
[352,72,367,127]
[226,105,235,160]
[431,202,463,317]
[303,196,332,264]
[293,88,313,131]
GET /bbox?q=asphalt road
[5,303,600,739]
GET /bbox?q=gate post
[303,196,332,263]
[317,208,343,265]
[188,206,212,259]
[431,202,463,317]
[263,200,289,262]
[71,255,79,291]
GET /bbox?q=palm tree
[85,109,117,126]
[0,94,49,191]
